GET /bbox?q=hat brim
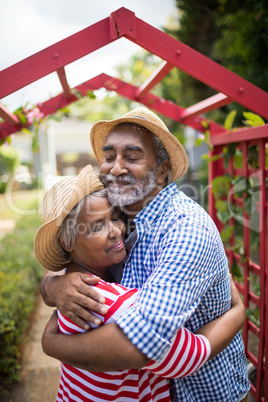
[34,217,71,271]
[90,116,189,181]
[34,164,104,271]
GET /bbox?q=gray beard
[105,170,157,208]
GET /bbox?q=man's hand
[40,271,108,330]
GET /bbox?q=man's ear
[156,160,171,185]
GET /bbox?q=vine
[196,111,267,327]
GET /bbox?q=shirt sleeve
[144,326,211,378]
[117,222,230,361]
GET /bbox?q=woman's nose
[108,221,122,239]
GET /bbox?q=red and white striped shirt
[56,280,210,402]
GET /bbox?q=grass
[0,195,44,386]
[0,189,43,221]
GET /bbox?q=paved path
[0,219,15,239]
[0,297,61,402]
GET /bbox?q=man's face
[99,124,158,209]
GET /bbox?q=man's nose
[110,156,128,176]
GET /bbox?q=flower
[26,107,44,125]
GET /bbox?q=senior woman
[35,164,246,402]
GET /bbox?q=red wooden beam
[136,61,174,99]
[57,67,72,99]
[210,124,268,145]
[96,74,225,134]
[0,16,115,99]
[111,9,268,119]
[110,8,137,40]
[0,73,225,140]
[180,93,233,120]
[0,103,20,126]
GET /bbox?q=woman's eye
[92,223,104,232]
[111,208,121,222]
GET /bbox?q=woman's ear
[156,160,171,185]
[58,236,73,253]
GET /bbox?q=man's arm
[42,317,150,371]
[42,276,245,371]
[40,271,108,329]
[196,275,246,360]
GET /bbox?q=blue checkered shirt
[117,183,250,401]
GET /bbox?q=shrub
[0,211,43,387]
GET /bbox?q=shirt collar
[134,182,177,231]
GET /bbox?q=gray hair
[56,189,107,260]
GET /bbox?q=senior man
[41,107,250,401]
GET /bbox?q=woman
[35,164,246,402]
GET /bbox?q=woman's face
[69,197,126,276]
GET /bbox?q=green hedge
[0,212,43,386]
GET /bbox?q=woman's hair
[56,189,107,260]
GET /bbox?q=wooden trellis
[0,7,267,400]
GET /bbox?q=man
[41,107,250,401]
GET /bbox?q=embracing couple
[36,107,250,401]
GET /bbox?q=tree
[163,0,268,123]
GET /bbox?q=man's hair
[56,189,107,259]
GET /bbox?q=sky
[0,0,177,112]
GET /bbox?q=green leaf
[195,138,204,147]
[211,175,232,199]
[201,120,209,129]
[244,194,256,215]
[232,176,248,197]
[21,128,33,135]
[231,259,243,282]
[0,136,12,147]
[221,225,234,243]
[215,199,228,212]
[233,153,243,169]
[246,307,260,327]
[224,110,237,130]
[201,153,223,162]
[217,211,232,224]
[242,112,265,127]
[233,237,244,256]
[87,90,96,99]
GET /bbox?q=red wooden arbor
[0,7,267,400]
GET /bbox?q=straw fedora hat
[34,164,104,271]
[90,107,189,181]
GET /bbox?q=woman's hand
[40,271,107,330]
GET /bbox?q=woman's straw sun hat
[34,164,104,271]
[90,106,189,181]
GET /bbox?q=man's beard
[100,170,157,208]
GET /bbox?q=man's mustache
[100,173,136,184]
